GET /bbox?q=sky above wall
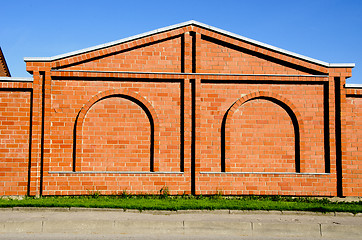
[1,0,361,83]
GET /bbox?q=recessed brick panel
[226,98,295,173]
[343,96,362,196]
[197,83,325,174]
[43,79,183,194]
[80,97,151,172]
[0,91,31,195]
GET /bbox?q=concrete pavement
[0,207,361,239]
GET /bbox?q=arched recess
[221,91,304,173]
[73,89,159,172]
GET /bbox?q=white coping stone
[24,20,355,68]
[345,84,362,88]
[0,77,33,82]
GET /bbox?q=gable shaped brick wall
[0,22,360,196]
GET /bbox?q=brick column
[193,77,201,195]
[339,75,347,197]
[194,33,201,73]
[326,75,338,196]
[184,32,193,73]
[28,71,43,196]
[41,71,52,195]
[183,78,192,194]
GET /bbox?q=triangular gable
[24,20,354,75]
[61,36,183,73]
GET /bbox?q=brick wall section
[197,82,326,174]
[0,23,352,196]
[40,78,184,195]
[195,77,333,195]
[80,97,152,172]
[66,37,182,73]
[49,80,181,172]
[227,98,295,173]
[343,87,362,196]
[199,37,312,75]
[0,81,32,195]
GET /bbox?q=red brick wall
[64,37,182,73]
[199,37,312,75]
[343,88,362,196]
[226,98,295,173]
[195,79,334,196]
[80,97,151,172]
[0,24,354,197]
[41,78,185,195]
[0,81,32,195]
[197,83,326,173]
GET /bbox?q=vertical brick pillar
[193,77,201,195]
[327,75,337,195]
[184,32,193,73]
[184,31,196,194]
[193,33,202,194]
[329,72,345,197]
[183,78,192,194]
[28,71,43,196]
[194,33,201,73]
[42,71,52,195]
[339,76,347,197]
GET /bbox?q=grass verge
[0,195,361,214]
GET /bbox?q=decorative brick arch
[73,89,159,172]
[221,91,304,173]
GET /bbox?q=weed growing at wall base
[0,195,361,214]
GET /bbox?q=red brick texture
[77,91,154,172]
[225,92,299,173]
[0,81,32,195]
[0,23,359,196]
[65,37,182,73]
[343,88,362,196]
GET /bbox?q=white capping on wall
[24,20,355,69]
[0,77,33,82]
[345,84,362,88]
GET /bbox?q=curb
[1,207,361,216]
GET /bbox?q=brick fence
[0,21,360,196]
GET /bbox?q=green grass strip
[1,195,361,214]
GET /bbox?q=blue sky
[1,0,361,83]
